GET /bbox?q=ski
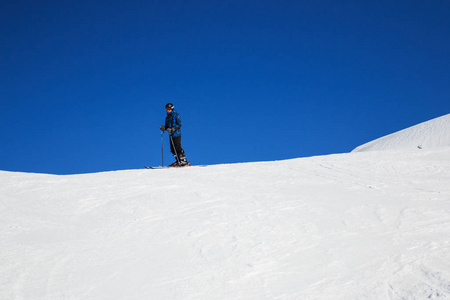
[145,165,207,169]
[145,166,167,169]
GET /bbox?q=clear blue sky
[1,0,449,174]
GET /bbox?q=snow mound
[352,113,450,152]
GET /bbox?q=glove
[160,125,165,131]
[166,128,174,133]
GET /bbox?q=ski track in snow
[1,149,450,299]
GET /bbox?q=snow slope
[1,115,450,299]
[353,113,450,152]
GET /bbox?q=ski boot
[168,161,180,167]
[178,156,190,167]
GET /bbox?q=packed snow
[1,115,450,299]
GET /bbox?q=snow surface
[352,113,450,152]
[2,115,450,299]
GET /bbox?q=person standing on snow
[160,103,189,167]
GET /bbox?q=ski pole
[161,130,164,167]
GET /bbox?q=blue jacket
[165,110,182,137]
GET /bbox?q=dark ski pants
[170,136,186,160]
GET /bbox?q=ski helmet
[165,103,174,110]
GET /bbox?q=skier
[160,103,189,167]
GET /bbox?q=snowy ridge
[1,148,450,299]
[352,113,450,152]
